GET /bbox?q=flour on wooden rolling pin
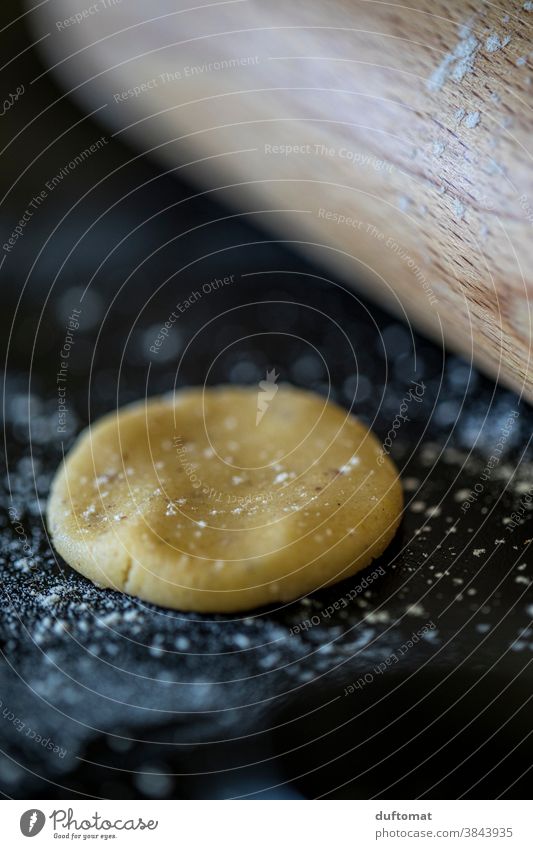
[29,1,533,399]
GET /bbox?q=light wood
[33,0,533,398]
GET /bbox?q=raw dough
[47,385,403,612]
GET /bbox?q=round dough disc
[47,385,403,612]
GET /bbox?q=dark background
[1,0,532,799]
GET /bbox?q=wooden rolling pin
[31,0,533,398]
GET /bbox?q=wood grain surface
[32,0,533,398]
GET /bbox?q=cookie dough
[47,385,403,612]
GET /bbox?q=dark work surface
[0,1,532,799]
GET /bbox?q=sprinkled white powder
[486,34,503,52]
[464,111,480,128]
